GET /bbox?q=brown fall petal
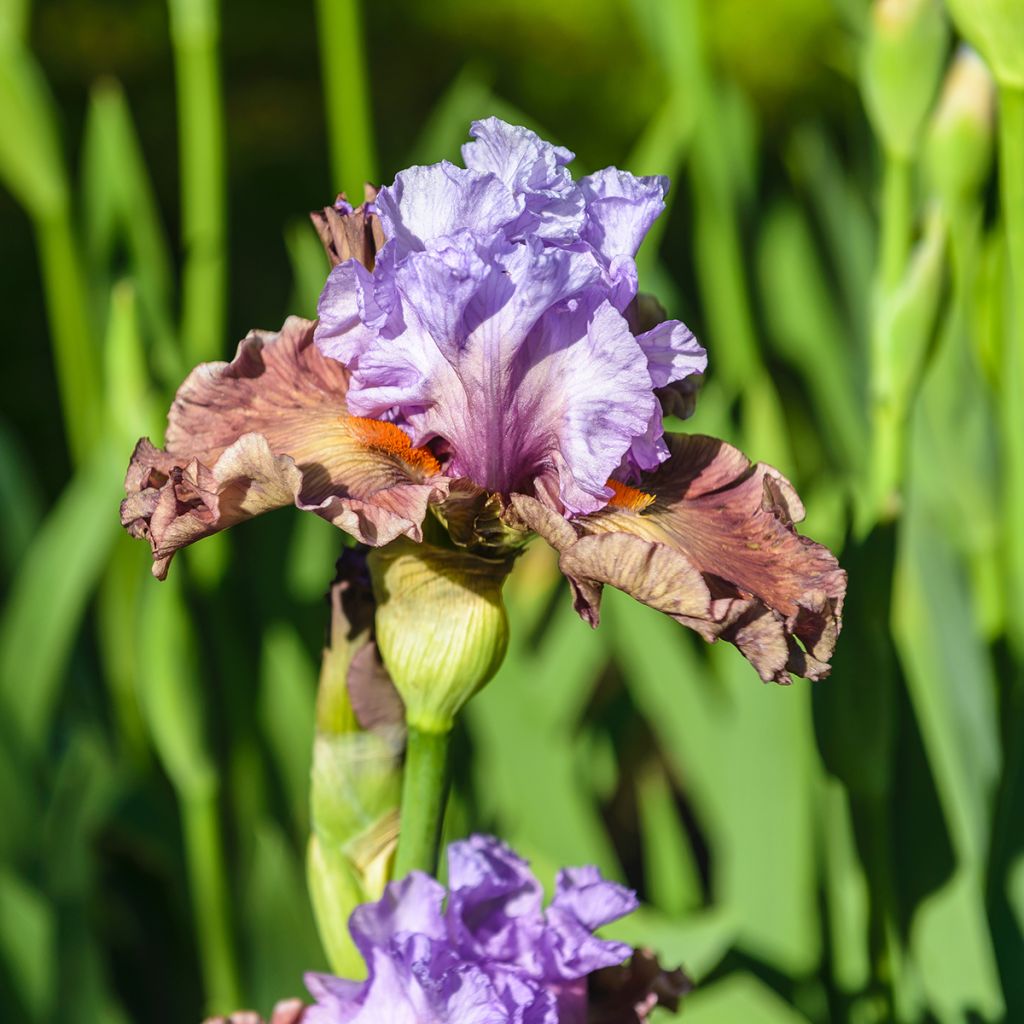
[512,433,846,684]
[121,317,448,579]
[587,949,693,1023]
[310,185,386,269]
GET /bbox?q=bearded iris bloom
[122,117,845,684]
[302,834,686,1024]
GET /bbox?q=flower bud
[861,0,950,158]
[925,48,996,206]
[946,0,1024,88]
[368,537,512,733]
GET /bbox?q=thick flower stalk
[122,118,846,877]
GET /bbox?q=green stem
[393,725,451,878]
[168,0,226,366]
[181,790,241,1014]
[862,153,914,534]
[865,399,903,527]
[35,209,102,464]
[315,0,378,198]
[879,153,912,293]
[999,85,1024,654]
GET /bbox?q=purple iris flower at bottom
[302,835,637,1024]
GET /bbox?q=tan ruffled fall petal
[513,433,845,684]
[121,317,448,578]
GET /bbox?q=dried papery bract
[310,185,386,269]
[587,949,693,1023]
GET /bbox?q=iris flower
[302,834,684,1024]
[204,836,688,1024]
[122,118,845,684]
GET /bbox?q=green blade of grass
[0,45,102,461]
[81,79,179,384]
[610,584,821,977]
[259,622,317,838]
[244,822,326,1010]
[137,571,240,1013]
[0,422,44,574]
[0,451,122,754]
[168,0,227,366]
[315,0,377,198]
[0,868,56,1023]
[757,200,866,475]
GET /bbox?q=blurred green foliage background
[2,0,1023,1021]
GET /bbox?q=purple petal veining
[315,118,706,517]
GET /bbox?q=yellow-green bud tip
[926,47,996,203]
[946,0,1024,89]
[368,538,512,733]
[862,0,949,158]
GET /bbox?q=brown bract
[121,317,448,579]
[310,185,386,269]
[511,433,846,684]
[587,949,692,1023]
[316,548,406,735]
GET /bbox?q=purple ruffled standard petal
[545,867,637,979]
[349,873,447,958]
[619,319,708,479]
[462,117,584,242]
[374,162,523,255]
[304,835,640,1024]
[315,117,705,521]
[578,168,668,263]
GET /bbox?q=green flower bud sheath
[307,560,403,978]
[369,537,513,876]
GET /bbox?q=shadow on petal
[511,433,846,684]
[121,317,449,578]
